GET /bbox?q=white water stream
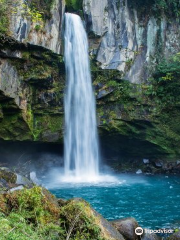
[64,13,100,182]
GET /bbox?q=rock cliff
[0,0,180,161]
[84,0,180,83]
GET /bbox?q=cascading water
[64,13,100,181]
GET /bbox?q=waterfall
[64,13,100,181]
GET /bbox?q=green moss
[0,187,65,239]
[60,199,105,240]
[0,0,10,34]
[0,188,109,239]
[33,114,63,141]
[0,114,32,141]
[29,0,55,19]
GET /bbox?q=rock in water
[112,217,139,240]
[143,159,150,164]
[136,169,143,174]
[142,229,160,240]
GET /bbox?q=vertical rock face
[10,0,65,53]
[83,0,180,83]
[0,60,21,107]
[83,0,108,36]
[0,0,66,142]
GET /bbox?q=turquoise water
[49,174,180,229]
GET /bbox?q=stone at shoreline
[112,217,139,240]
[136,169,143,174]
[153,160,163,168]
[142,229,160,240]
[9,185,24,193]
[16,174,33,187]
[0,167,34,191]
[168,231,180,240]
[30,171,39,184]
[0,168,17,184]
[143,159,150,164]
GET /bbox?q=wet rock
[136,169,143,174]
[42,131,60,142]
[97,89,114,99]
[144,166,153,174]
[168,231,180,240]
[9,185,24,193]
[0,168,17,184]
[0,179,8,193]
[177,160,180,165]
[112,217,139,240]
[30,172,39,184]
[143,159,150,164]
[0,178,8,187]
[142,229,160,240]
[153,160,163,168]
[16,174,33,187]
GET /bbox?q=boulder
[153,160,163,168]
[30,172,39,184]
[142,229,160,240]
[16,174,33,187]
[168,231,180,240]
[136,169,143,174]
[177,160,180,165]
[112,217,139,240]
[143,159,150,164]
[9,185,24,193]
[0,168,17,184]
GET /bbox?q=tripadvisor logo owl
[135,227,144,235]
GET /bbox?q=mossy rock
[60,198,125,240]
[0,187,125,239]
[0,168,17,184]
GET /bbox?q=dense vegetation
[28,0,55,19]
[0,0,10,34]
[0,187,105,240]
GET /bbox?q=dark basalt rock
[142,229,160,240]
[168,231,180,240]
[112,217,139,240]
[0,167,34,192]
